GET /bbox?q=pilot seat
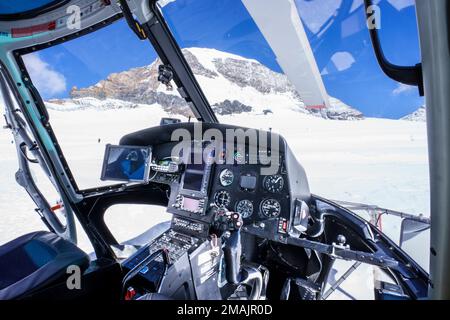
[0,231,90,300]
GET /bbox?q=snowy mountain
[401,106,426,122]
[48,48,363,120]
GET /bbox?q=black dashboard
[92,122,427,300]
[164,146,294,237]
[120,123,311,240]
[117,123,311,299]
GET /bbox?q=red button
[125,287,136,301]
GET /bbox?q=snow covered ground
[0,104,429,299]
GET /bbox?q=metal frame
[6,0,218,196]
[415,0,450,300]
[0,63,77,242]
[143,0,218,123]
[0,1,442,297]
[0,0,218,257]
[363,0,424,95]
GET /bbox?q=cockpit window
[13,0,429,273]
[159,0,424,119]
[159,0,429,270]
[20,18,195,189]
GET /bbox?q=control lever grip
[211,208,243,284]
[223,229,242,284]
[150,161,180,173]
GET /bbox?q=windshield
[20,18,196,190]
[10,0,429,271]
[159,0,429,269]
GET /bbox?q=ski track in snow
[0,105,430,299]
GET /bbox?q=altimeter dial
[235,200,254,219]
[214,190,231,208]
[260,199,281,218]
[263,175,284,193]
[219,169,234,187]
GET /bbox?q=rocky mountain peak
[66,47,363,120]
[401,106,426,122]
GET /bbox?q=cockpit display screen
[182,161,205,192]
[181,150,210,193]
[183,170,204,191]
[101,144,152,183]
[182,197,201,211]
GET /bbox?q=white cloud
[295,0,342,34]
[158,0,176,7]
[393,83,415,95]
[331,51,356,71]
[22,53,66,98]
[349,0,364,14]
[387,0,415,11]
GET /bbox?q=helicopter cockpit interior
[1,0,445,301]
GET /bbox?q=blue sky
[26,0,424,119]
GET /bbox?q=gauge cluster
[120,122,311,241]
[148,140,293,227]
[209,163,290,224]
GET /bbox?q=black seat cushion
[0,231,90,300]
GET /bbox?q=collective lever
[214,209,265,299]
[223,228,242,284]
[211,207,243,284]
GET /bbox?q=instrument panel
[154,141,295,232]
[120,123,310,238]
[209,163,290,224]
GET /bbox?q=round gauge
[263,175,284,193]
[260,199,281,218]
[214,190,231,208]
[235,200,254,219]
[219,169,234,187]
